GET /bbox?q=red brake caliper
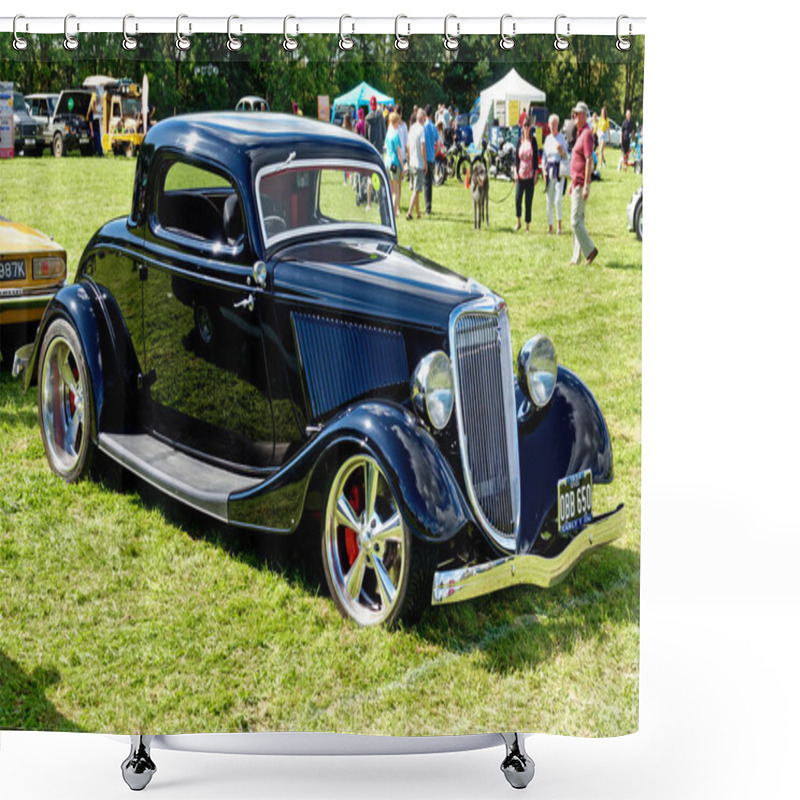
[69,365,78,415]
[343,483,362,567]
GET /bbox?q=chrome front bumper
[431,504,625,606]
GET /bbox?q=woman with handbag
[543,113,570,235]
[512,120,538,233]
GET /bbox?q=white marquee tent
[472,68,547,144]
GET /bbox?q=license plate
[80,136,89,143]
[25,138,35,145]
[0,259,26,282]
[557,469,593,533]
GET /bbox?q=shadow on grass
[418,543,640,673]
[602,259,642,271]
[108,465,639,674]
[0,652,83,732]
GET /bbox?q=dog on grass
[470,162,489,230]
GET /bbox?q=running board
[97,433,264,522]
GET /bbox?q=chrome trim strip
[448,295,520,552]
[0,289,57,307]
[254,157,397,253]
[431,504,625,605]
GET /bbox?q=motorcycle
[488,135,516,181]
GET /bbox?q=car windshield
[256,163,394,246]
[13,94,27,112]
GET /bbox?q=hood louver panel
[292,312,408,420]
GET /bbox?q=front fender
[229,401,474,543]
[517,365,614,553]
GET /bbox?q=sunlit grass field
[0,150,641,737]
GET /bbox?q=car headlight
[33,256,66,280]
[518,335,557,408]
[411,350,454,430]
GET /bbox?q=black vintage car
[16,113,624,627]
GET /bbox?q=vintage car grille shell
[449,298,520,552]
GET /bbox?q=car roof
[143,112,383,178]
[25,93,59,99]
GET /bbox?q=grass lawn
[0,149,641,737]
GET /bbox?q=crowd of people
[323,93,637,267]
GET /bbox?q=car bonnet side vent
[291,312,408,420]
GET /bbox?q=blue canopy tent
[330,81,394,123]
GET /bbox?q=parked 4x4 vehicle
[11,91,44,156]
[48,90,93,157]
[16,113,625,628]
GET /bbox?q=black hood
[272,238,491,332]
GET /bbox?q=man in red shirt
[569,101,599,265]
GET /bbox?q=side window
[155,160,246,249]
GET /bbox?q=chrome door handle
[233,294,254,312]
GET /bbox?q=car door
[140,155,275,469]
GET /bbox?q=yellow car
[0,216,66,366]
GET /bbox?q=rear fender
[517,365,614,553]
[229,401,474,543]
[22,282,133,440]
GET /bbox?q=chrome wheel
[323,455,408,627]
[38,320,94,482]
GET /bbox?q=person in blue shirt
[423,104,437,215]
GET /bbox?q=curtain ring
[12,15,28,51]
[176,14,191,51]
[499,14,515,50]
[616,15,632,51]
[122,15,138,51]
[227,15,242,52]
[554,14,570,51]
[283,15,298,51]
[339,15,354,51]
[394,15,409,51]
[443,14,460,51]
[64,14,79,51]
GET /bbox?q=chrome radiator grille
[451,305,520,549]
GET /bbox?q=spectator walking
[423,104,437,214]
[597,106,610,169]
[88,96,103,157]
[512,120,538,233]
[396,105,408,173]
[569,101,598,265]
[355,106,366,137]
[543,114,569,235]
[620,108,634,170]
[406,108,427,221]
[385,112,404,216]
[365,96,387,211]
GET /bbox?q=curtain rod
[0,15,646,37]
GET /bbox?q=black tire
[51,132,63,158]
[80,145,93,157]
[37,318,96,483]
[321,453,437,628]
[456,156,469,184]
[433,160,447,186]
[634,200,642,241]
